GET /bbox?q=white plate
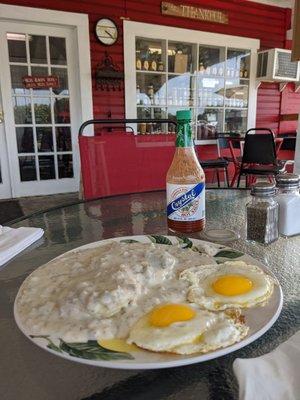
[14,235,283,370]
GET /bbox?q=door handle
[0,110,4,123]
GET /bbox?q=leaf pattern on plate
[176,236,193,249]
[214,249,244,259]
[148,235,173,245]
[59,340,134,361]
[30,336,134,361]
[120,239,139,244]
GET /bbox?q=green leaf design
[120,239,139,244]
[59,340,134,361]
[176,236,193,249]
[214,249,244,259]
[148,235,172,245]
[30,335,62,353]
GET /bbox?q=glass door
[0,22,80,197]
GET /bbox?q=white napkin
[0,225,44,266]
[233,331,300,400]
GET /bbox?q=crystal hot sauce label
[167,183,205,221]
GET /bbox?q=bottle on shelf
[136,56,142,70]
[150,53,157,71]
[199,62,205,73]
[158,61,164,72]
[147,85,154,104]
[243,68,248,78]
[143,59,149,71]
[136,85,140,104]
[166,110,206,233]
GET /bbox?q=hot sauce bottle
[166,110,205,233]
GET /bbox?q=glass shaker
[246,182,279,244]
[276,173,300,237]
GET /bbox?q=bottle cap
[176,110,192,120]
[276,173,300,189]
[251,182,276,197]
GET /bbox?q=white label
[167,182,205,222]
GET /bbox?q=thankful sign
[22,75,60,89]
[161,1,229,24]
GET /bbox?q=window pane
[10,65,29,95]
[198,77,224,108]
[227,49,250,79]
[225,109,247,133]
[31,66,50,96]
[167,74,196,107]
[136,38,166,72]
[34,98,51,124]
[19,156,37,181]
[54,98,70,123]
[168,41,197,74]
[198,45,225,76]
[13,97,32,124]
[16,127,34,153]
[225,78,249,108]
[49,37,67,65]
[36,127,53,152]
[136,73,166,106]
[7,33,27,62]
[39,155,55,180]
[137,107,167,134]
[56,126,72,151]
[57,154,73,178]
[51,67,69,95]
[196,108,223,140]
[29,35,47,64]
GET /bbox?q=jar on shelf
[276,173,300,237]
[246,182,279,244]
[158,61,164,72]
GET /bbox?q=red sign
[22,75,60,89]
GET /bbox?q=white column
[294,115,300,174]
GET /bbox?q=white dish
[14,235,283,370]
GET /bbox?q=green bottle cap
[176,110,192,120]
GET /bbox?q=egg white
[179,261,275,311]
[127,306,218,352]
[171,313,248,354]
[127,304,248,354]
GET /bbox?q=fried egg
[127,303,248,354]
[180,261,275,310]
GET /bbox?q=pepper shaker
[246,182,279,244]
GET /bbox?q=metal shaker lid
[276,173,300,188]
[251,182,276,196]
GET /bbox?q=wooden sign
[161,1,229,24]
[22,75,60,89]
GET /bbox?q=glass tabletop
[1,190,299,400]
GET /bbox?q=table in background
[0,190,299,400]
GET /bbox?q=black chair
[237,128,286,187]
[195,141,229,187]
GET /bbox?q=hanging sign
[161,1,229,24]
[22,75,60,89]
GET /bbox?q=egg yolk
[149,304,196,327]
[212,274,253,296]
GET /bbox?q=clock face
[95,18,118,46]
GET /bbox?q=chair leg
[237,172,242,188]
[216,169,220,188]
[225,167,229,187]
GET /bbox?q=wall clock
[95,18,118,46]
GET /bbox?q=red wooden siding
[1,0,297,132]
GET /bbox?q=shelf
[136,70,166,74]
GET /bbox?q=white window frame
[124,20,260,138]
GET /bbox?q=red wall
[2,0,298,133]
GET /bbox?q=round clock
[95,18,118,46]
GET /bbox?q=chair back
[242,128,276,165]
